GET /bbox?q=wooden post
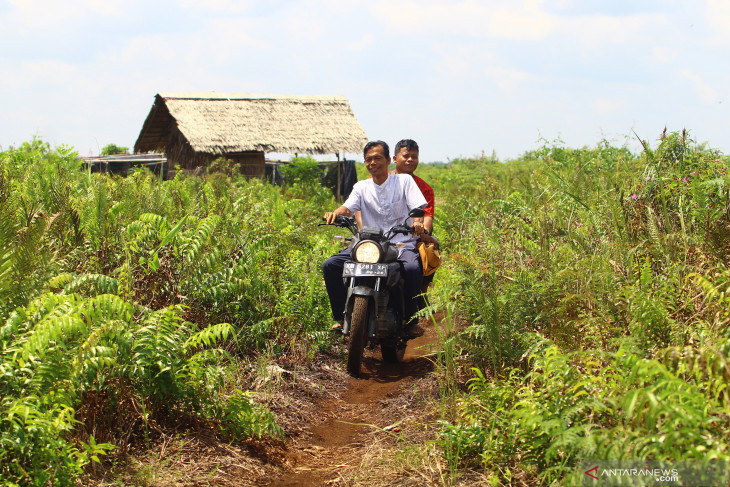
[336,152,341,202]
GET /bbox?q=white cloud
[98,18,272,80]
[486,2,555,41]
[483,65,531,95]
[0,59,82,94]
[278,3,332,45]
[192,18,273,63]
[706,0,730,43]
[345,33,375,51]
[111,35,180,67]
[374,0,555,41]
[79,0,126,15]
[592,97,619,115]
[0,58,119,151]
[372,0,663,48]
[561,13,667,50]
[432,43,496,78]
[6,0,131,32]
[680,69,719,104]
[650,46,677,63]
[3,1,730,161]
[177,0,254,13]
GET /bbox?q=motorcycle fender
[344,286,379,337]
[348,286,376,298]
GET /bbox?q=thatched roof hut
[134,92,368,177]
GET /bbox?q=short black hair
[363,140,390,160]
[394,139,419,155]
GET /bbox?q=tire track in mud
[267,324,440,487]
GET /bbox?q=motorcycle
[321,208,426,377]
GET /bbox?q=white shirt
[343,173,427,247]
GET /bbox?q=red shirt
[411,175,435,218]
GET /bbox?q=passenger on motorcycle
[322,140,428,337]
[356,139,439,295]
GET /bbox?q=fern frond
[181,214,220,263]
[85,293,135,324]
[61,273,119,296]
[661,340,730,402]
[21,310,86,361]
[138,213,168,232]
[690,272,728,306]
[646,206,661,248]
[48,273,74,291]
[640,256,653,289]
[132,305,188,377]
[184,322,234,351]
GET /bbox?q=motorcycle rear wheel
[347,295,368,378]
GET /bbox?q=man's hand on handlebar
[411,220,425,236]
[323,206,352,225]
[323,212,338,225]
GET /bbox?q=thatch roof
[134,93,368,155]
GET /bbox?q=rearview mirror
[408,208,426,218]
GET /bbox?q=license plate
[343,262,387,277]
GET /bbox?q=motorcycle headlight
[353,241,381,263]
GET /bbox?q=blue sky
[1,0,728,161]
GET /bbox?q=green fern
[219,389,283,440]
[180,214,220,263]
[661,339,730,403]
[61,273,119,296]
[184,322,235,350]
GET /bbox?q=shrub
[99,143,129,156]
[280,156,323,186]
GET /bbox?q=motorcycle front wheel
[347,295,368,378]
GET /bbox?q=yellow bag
[417,241,441,276]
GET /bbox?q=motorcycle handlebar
[318,218,415,236]
[318,216,359,234]
[318,216,350,225]
[389,224,415,235]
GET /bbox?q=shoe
[330,322,343,332]
[405,323,424,338]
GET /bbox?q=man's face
[394,147,419,175]
[364,144,389,179]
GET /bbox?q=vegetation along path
[13,132,730,486]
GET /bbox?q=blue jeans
[322,247,423,328]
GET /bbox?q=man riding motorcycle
[356,139,439,296]
[322,140,427,337]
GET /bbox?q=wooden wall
[227,151,266,178]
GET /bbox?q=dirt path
[267,325,440,486]
[84,320,444,487]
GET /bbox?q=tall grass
[0,141,338,485]
[426,130,730,484]
[3,131,729,484]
